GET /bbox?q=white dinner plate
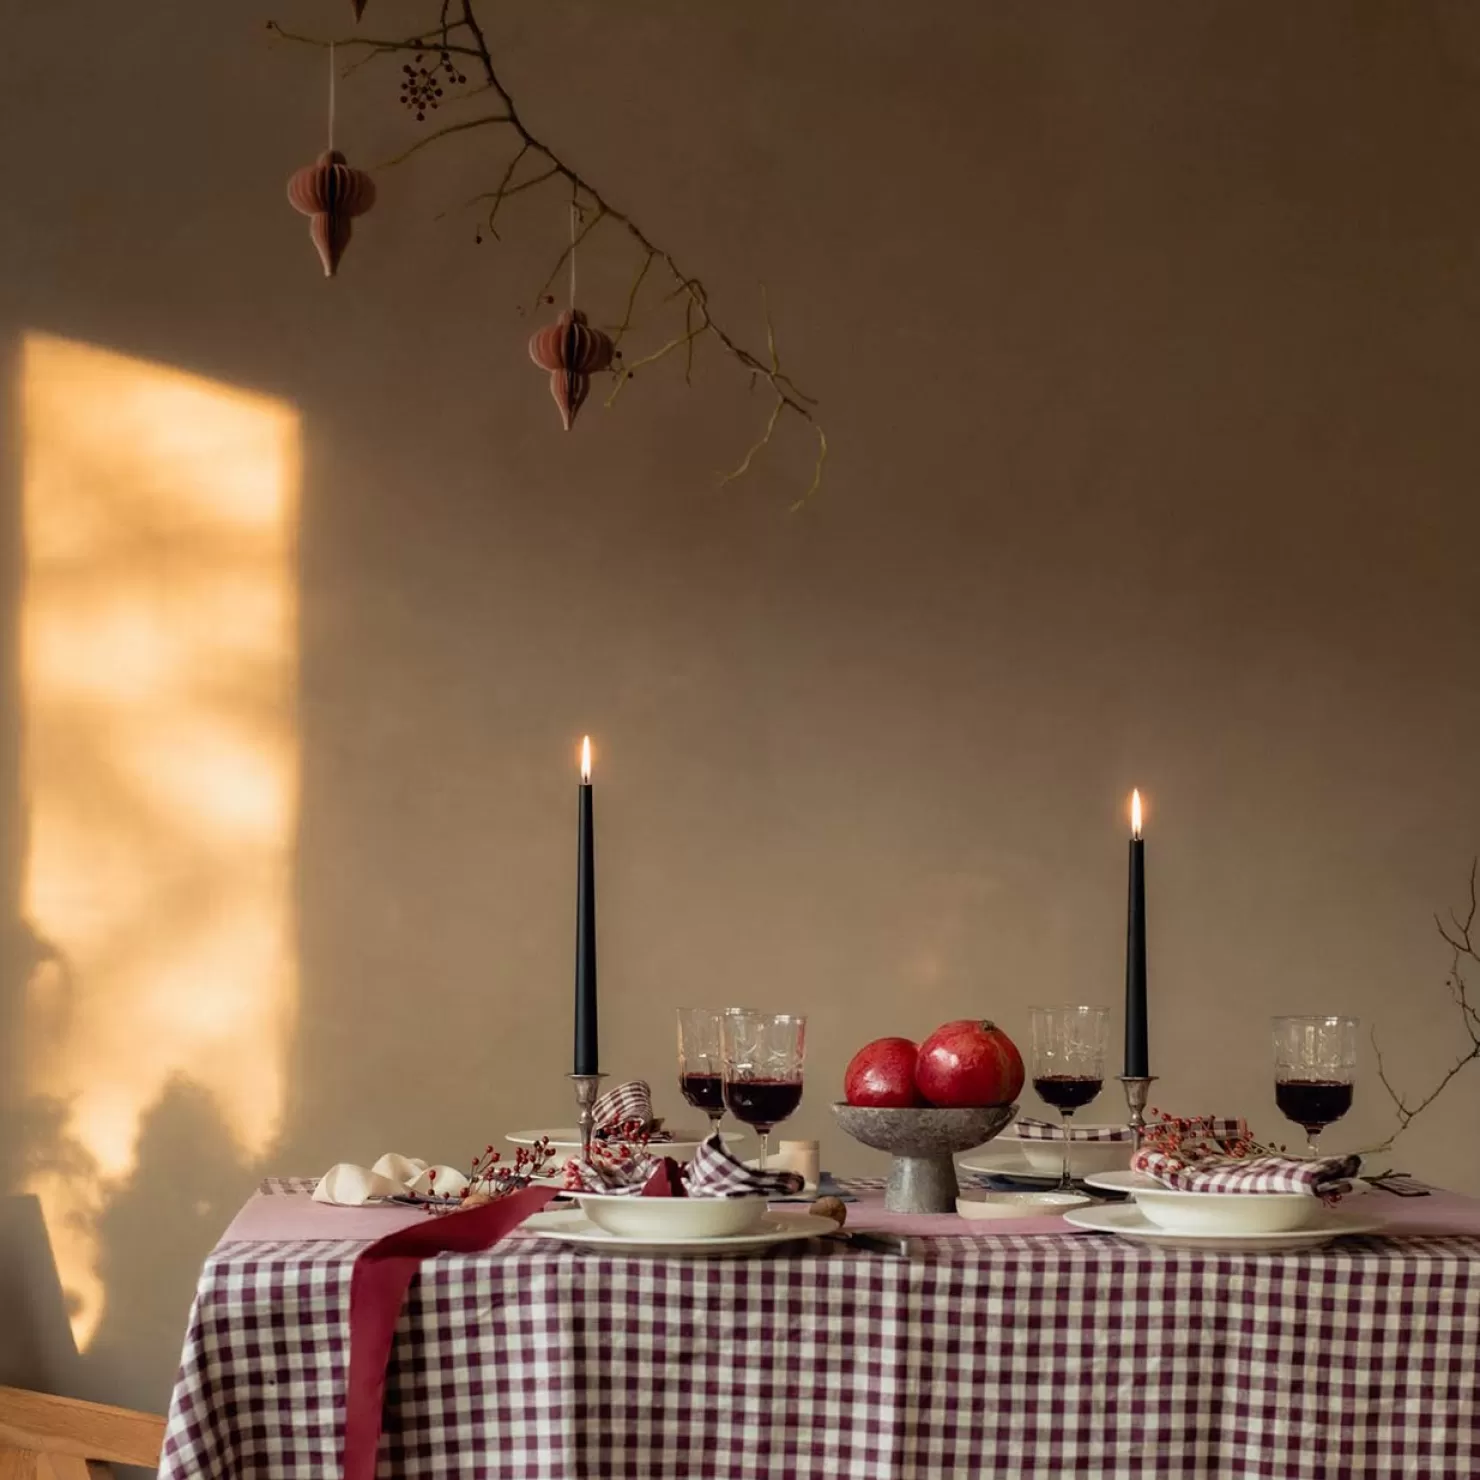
[521,1206,837,1257]
[1083,1169,1368,1233]
[954,1144,1057,1182]
[506,1128,745,1160]
[1063,1201,1384,1251]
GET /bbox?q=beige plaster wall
[2,0,1479,1419]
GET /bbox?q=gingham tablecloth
[159,1178,1480,1480]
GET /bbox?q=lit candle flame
[580,735,591,782]
[1131,788,1143,839]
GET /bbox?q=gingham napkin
[314,1153,469,1206]
[591,1079,673,1143]
[1014,1119,1133,1142]
[564,1131,805,1198]
[1133,1149,1362,1198]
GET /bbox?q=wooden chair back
[0,1386,165,1479]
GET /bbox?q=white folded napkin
[314,1152,470,1206]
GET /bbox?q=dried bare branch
[605,305,711,407]
[267,19,481,60]
[719,395,782,487]
[379,112,510,168]
[269,0,823,499]
[1371,859,1480,1150]
[610,250,656,348]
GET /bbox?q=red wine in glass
[1276,1079,1353,1135]
[724,1078,803,1129]
[1033,1075,1103,1112]
[679,1071,725,1118]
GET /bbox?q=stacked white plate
[957,1124,1133,1182]
[1067,1170,1381,1251]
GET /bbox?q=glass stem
[1307,1127,1321,1159]
[1058,1109,1074,1191]
[759,1130,770,1172]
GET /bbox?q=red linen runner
[343,1185,556,1480]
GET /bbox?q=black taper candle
[574,738,598,1076]
[1124,789,1149,1078]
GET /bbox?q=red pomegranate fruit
[915,1020,1025,1107]
[843,1037,924,1107]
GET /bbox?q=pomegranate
[915,1020,1024,1107]
[843,1037,924,1107]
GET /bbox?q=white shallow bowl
[573,1194,770,1240]
[526,1208,836,1257]
[1065,1202,1382,1252]
[1006,1126,1133,1179]
[1084,1170,1363,1235]
[956,1190,1091,1220]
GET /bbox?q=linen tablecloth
[159,1177,1480,1480]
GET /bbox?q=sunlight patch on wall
[19,333,299,1347]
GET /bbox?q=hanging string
[328,42,337,153]
[568,196,579,309]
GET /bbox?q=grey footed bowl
[831,1102,1019,1214]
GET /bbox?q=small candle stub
[778,1139,820,1189]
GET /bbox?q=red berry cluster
[590,1117,655,1147]
[422,1138,554,1214]
[1141,1110,1276,1163]
[561,1125,655,1190]
[400,48,468,121]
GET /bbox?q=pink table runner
[221,1177,1480,1246]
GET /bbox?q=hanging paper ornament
[287,43,375,278]
[528,309,614,430]
[526,203,613,430]
[287,149,377,278]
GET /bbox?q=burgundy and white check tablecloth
[160,1178,1480,1480]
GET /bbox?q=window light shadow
[18,332,299,1347]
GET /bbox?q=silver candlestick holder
[568,1072,606,1160]
[1118,1074,1159,1148]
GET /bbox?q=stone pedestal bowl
[831,1103,1019,1214]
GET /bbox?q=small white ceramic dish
[524,1208,835,1257]
[573,1193,769,1239]
[1064,1201,1381,1252]
[956,1189,1091,1220]
[1084,1170,1368,1235]
[506,1128,744,1161]
[1004,1126,1134,1179]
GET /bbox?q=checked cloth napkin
[1134,1148,1362,1197]
[590,1079,673,1141]
[565,1130,805,1197]
[1013,1118,1132,1141]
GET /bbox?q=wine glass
[1028,1006,1110,1191]
[1272,1015,1357,1157]
[721,1010,806,1170]
[676,1008,727,1131]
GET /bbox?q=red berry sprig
[422,1138,554,1215]
[400,47,468,121]
[1140,1110,1282,1164]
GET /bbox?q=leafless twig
[1371,859,1480,1149]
